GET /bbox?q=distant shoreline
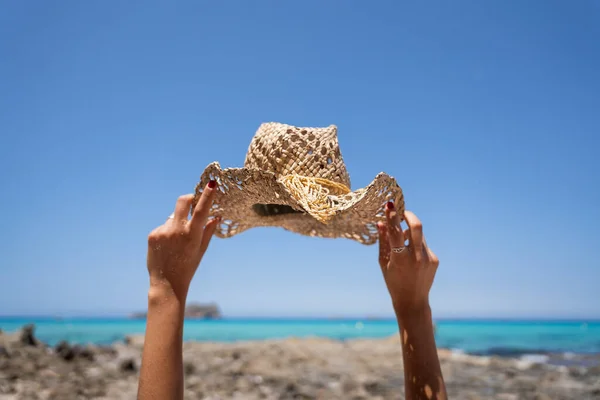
[1,315,600,322]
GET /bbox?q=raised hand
[146,181,220,301]
[139,181,221,400]
[377,202,447,400]
[377,202,439,314]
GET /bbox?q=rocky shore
[1,325,599,399]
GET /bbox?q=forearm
[138,285,186,400]
[395,304,447,400]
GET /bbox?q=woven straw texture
[192,122,404,245]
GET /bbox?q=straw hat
[191,122,404,245]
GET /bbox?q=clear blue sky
[1,1,599,319]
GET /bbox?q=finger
[422,235,438,265]
[173,194,194,221]
[428,247,439,269]
[377,222,391,269]
[404,210,424,262]
[199,217,221,255]
[164,213,175,226]
[190,180,217,237]
[403,229,410,246]
[385,202,405,256]
[422,234,431,255]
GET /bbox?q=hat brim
[191,162,405,245]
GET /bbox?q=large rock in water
[130,302,221,319]
[184,303,221,319]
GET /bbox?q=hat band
[279,175,351,224]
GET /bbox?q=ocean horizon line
[1,315,600,323]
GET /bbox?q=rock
[185,303,221,319]
[20,360,38,378]
[119,358,137,372]
[130,302,222,319]
[39,368,60,378]
[586,365,600,377]
[0,380,16,395]
[569,366,588,378]
[0,345,10,358]
[363,380,386,396]
[47,384,80,400]
[184,361,196,375]
[124,335,145,347]
[54,341,95,362]
[20,324,38,346]
[79,346,96,362]
[6,370,19,381]
[55,341,78,361]
[496,394,518,400]
[282,381,315,399]
[3,323,600,399]
[96,345,118,357]
[504,368,518,378]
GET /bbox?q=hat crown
[244,122,351,188]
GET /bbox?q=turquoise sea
[1,318,599,356]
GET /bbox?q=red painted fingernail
[208,180,216,189]
[386,201,394,210]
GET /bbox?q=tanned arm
[396,304,445,399]
[377,202,447,400]
[138,286,186,400]
[138,181,219,400]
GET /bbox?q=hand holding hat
[377,202,439,315]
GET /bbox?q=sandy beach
[1,325,599,399]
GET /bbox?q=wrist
[147,282,185,312]
[393,300,431,323]
[149,275,189,302]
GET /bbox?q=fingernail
[208,180,216,189]
[386,201,394,210]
